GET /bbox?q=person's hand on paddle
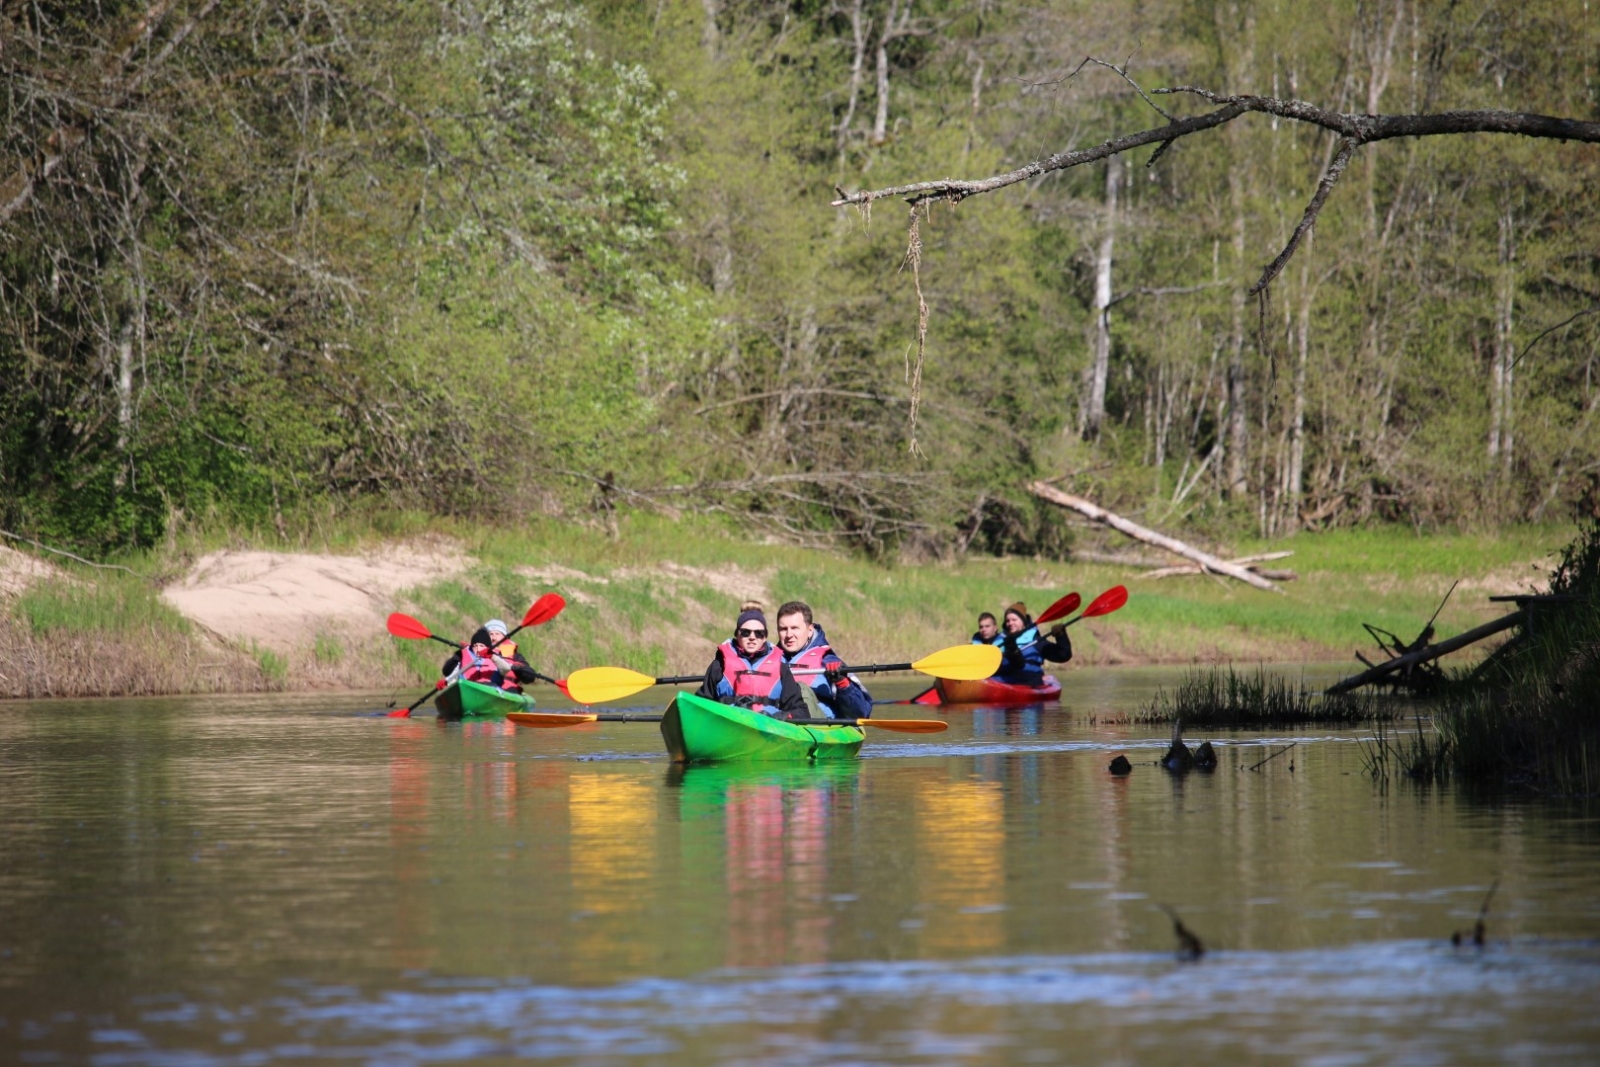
[1049,623,1067,638]
[824,665,847,686]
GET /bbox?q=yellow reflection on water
[915,779,1006,954]
[568,771,657,978]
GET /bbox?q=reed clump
[1427,519,1600,794]
[1138,665,1398,726]
[1360,716,1453,784]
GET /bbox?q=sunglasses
[736,628,767,639]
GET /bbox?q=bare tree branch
[833,75,1600,288]
[1251,137,1358,294]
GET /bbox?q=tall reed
[1138,665,1398,726]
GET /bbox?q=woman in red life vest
[695,606,809,720]
[441,619,537,692]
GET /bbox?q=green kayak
[660,691,865,763]
[434,678,534,720]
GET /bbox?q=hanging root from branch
[901,203,929,457]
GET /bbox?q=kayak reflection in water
[994,602,1072,686]
[775,600,873,719]
[696,604,810,720]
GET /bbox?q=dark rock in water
[1193,741,1218,770]
[1108,754,1133,776]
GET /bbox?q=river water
[2,668,1598,1065]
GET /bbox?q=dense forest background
[3,0,1598,558]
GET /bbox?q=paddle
[561,643,1002,705]
[506,711,948,733]
[1059,584,1128,627]
[1033,591,1082,627]
[383,594,568,717]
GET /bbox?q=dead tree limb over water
[1326,611,1526,695]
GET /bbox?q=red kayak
[909,674,1062,706]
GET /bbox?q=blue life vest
[997,625,1044,683]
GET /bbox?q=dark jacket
[783,624,874,719]
[442,627,537,691]
[1039,624,1073,665]
[997,621,1045,686]
[697,641,809,720]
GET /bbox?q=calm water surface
[2,667,1598,1065]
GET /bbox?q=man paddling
[442,619,537,693]
[696,606,809,720]
[775,600,873,719]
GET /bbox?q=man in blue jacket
[775,600,874,719]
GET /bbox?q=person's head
[1003,602,1029,634]
[733,607,768,655]
[776,601,815,653]
[976,612,998,640]
[484,619,509,645]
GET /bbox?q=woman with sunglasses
[695,606,809,720]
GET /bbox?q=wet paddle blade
[1034,592,1082,626]
[385,613,433,640]
[909,644,1002,681]
[563,666,660,705]
[521,593,566,628]
[508,712,599,728]
[858,718,947,733]
[1082,585,1128,618]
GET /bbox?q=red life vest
[716,640,785,703]
[786,642,833,693]
[460,640,522,691]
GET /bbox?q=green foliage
[14,576,190,638]
[251,642,289,688]
[3,0,1597,559]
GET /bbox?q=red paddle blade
[385,708,412,718]
[552,678,573,700]
[1082,585,1129,618]
[521,593,566,628]
[386,613,433,640]
[1034,592,1082,626]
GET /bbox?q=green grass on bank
[2,509,1570,693]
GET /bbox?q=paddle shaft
[626,660,924,687]
[539,714,910,727]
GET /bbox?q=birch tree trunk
[1081,155,1118,439]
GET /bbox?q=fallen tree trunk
[1324,610,1525,694]
[1145,551,1296,581]
[1028,483,1283,593]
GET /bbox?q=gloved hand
[1049,623,1067,638]
[492,655,511,672]
[824,665,847,685]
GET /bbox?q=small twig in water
[1156,904,1205,960]
[1452,878,1499,947]
[1244,741,1297,772]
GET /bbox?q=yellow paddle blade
[858,719,947,733]
[508,712,599,728]
[910,644,1001,681]
[562,666,659,705]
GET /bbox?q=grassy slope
[400,517,1560,682]
[1,514,1562,697]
